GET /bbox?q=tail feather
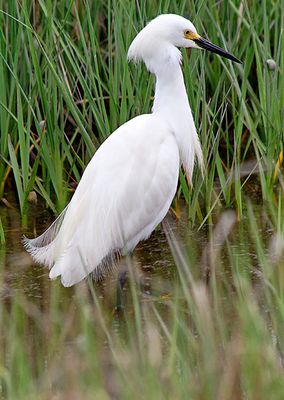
[49,245,119,287]
[23,207,68,268]
[24,201,121,286]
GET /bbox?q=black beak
[193,37,242,64]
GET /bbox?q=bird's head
[128,14,241,73]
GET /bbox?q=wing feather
[24,114,179,286]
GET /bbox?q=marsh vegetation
[0,0,283,398]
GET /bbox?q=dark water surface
[0,194,276,397]
[0,198,209,383]
[0,197,208,309]
[0,194,266,310]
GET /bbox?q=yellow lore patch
[184,30,201,40]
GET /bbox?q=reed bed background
[0,0,284,398]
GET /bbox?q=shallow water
[0,198,204,383]
[2,193,282,398]
[0,197,206,304]
[0,194,266,309]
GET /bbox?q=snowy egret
[24,14,241,287]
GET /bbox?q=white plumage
[24,14,240,286]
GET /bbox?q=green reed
[0,0,282,221]
[0,1,284,397]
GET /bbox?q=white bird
[24,14,241,287]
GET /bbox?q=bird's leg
[139,273,151,296]
[115,269,128,312]
[115,255,151,311]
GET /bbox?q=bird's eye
[184,30,199,40]
[184,30,192,39]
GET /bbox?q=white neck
[152,63,189,115]
[152,59,203,181]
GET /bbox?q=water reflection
[1,194,273,322]
[0,196,207,305]
[2,194,283,398]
